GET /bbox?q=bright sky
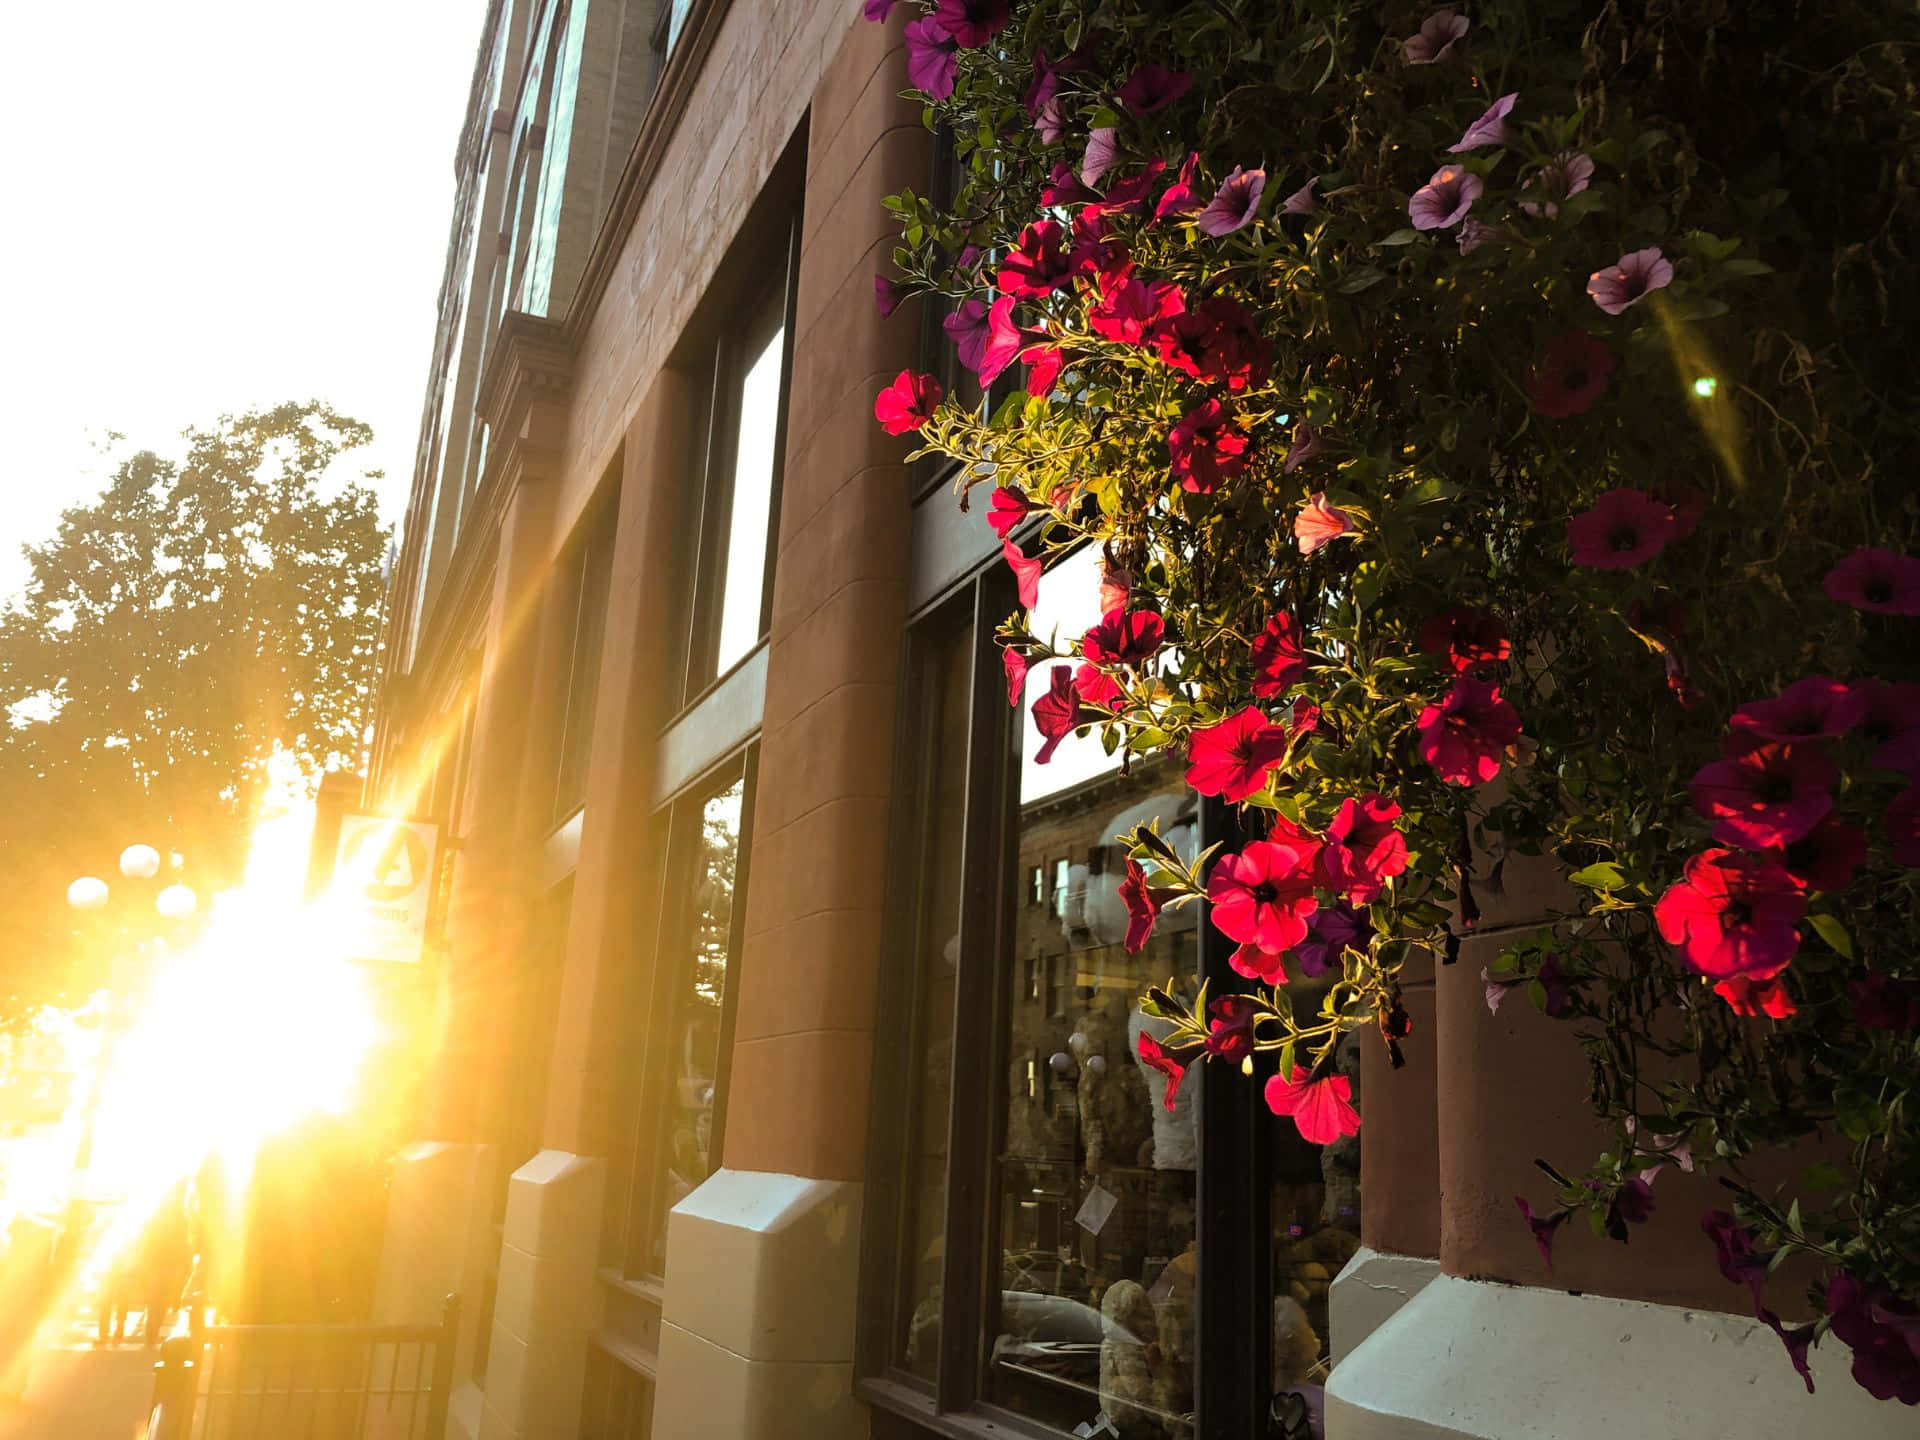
[0,0,489,603]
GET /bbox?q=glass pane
[989,557,1202,1434]
[712,317,785,676]
[894,616,973,1381]
[555,527,613,818]
[649,776,745,1273]
[521,0,588,316]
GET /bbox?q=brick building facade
[365,4,1914,1438]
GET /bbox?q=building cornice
[474,310,575,437]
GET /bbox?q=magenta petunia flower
[1250,612,1307,698]
[1086,158,1168,219]
[942,298,992,376]
[874,273,906,318]
[903,16,959,98]
[1002,645,1028,708]
[1203,996,1263,1062]
[997,220,1071,298]
[1069,210,1132,285]
[1731,676,1866,742]
[931,0,1009,48]
[975,296,1024,385]
[1116,62,1193,114]
[1153,152,1201,221]
[1209,840,1319,954]
[874,369,941,434]
[1317,794,1409,904]
[1713,974,1796,1019]
[1408,164,1483,230]
[1776,814,1866,892]
[1118,858,1162,953]
[1197,166,1266,236]
[1150,296,1269,392]
[1002,539,1042,610]
[1082,609,1164,668]
[1230,942,1288,985]
[862,0,896,19]
[1030,665,1080,764]
[1449,92,1518,152]
[1168,398,1250,494]
[1186,706,1290,802]
[1566,487,1677,569]
[1282,422,1322,474]
[1890,786,1920,867]
[1654,848,1806,980]
[1135,1030,1188,1112]
[1823,547,1920,615]
[1416,677,1523,785]
[1294,903,1370,978]
[1043,161,1097,207]
[1826,1273,1920,1405]
[1520,151,1594,219]
[1588,246,1674,314]
[1294,492,1354,555]
[986,486,1034,540]
[1527,331,1616,417]
[1074,662,1124,713]
[1402,10,1469,64]
[1265,1065,1360,1144]
[1080,126,1119,187]
[1849,971,1920,1032]
[1418,606,1511,673]
[1691,737,1836,849]
[1089,276,1183,344]
[1514,1197,1567,1269]
[1281,177,1319,215]
[1020,343,1063,398]
[1859,679,1920,774]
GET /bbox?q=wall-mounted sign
[333,814,440,963]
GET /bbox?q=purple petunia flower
[1402,10,1469,64]
[1588,247,1674,314]
[874,273,905,318]
[1449,92,1518,152]
[1408,164,1482,230]
[1281,177,1318,215]
[904,16,959,99]
[1197,166,1266,236]
[1080,126,1119,187]
[1521,151,1595,218]
[1457,218,1502,254]
[862,0,896,19]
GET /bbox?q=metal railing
[147,1295,458,1440]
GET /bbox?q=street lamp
[66,878,109,913]
[119,846,161,881]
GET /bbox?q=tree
[0,401,389,1013]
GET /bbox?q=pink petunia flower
[1514,1197,1567,1269]
[1249,612,1307,698]
[1168,398,1251,494]
[1566,487,1677,569]
[1416,677,1523,785]
[1197,166,1267,236]
[1456,218,1503,254]
[997,220,1072,298]
[1002,539,1042,610]
[1527,331,1616,417]
[1135,1030,1188,1112]
[1520,151,1594,219]
[1081,609,1164,667]
[1117,62,1193,113]
[874,273,906,318]
[1186,707,1290,802]
[1043,161,1098,207]
[1282,422,1322,474]
[1265,1065,1360,1144]
[1074,662,1124,713]
[1035,96,1066,144]
[1402,10,1469,64]
[1080,127,1119,187]
[1317,794,1409,904]
[874,369,942,434]
[1030,665,1080,764]
[1098,565,1131,617]
[1022,343,1065,397]
[986,486,1035,540]
[1209,841,1319,954]
[1089,276,1184,344]
[1418,606,1511,673]
[1153,153,1202,221]
[1281,177,1319,214]
[1588,246,1674,314]
[1449,92,1518,152]
[1203,996,1263,1062]
[1294,492,1354,555]
[1730,676,1866,742]
[862,0,898,19]
[1823,547,1920,615]
[1002,646,1028,708]
[903,16,959,98]
[1119,858,1162,953]
[1690,737,1836,850]
[1653,848,1806,980]
[1408,164,1483,230]
[974,296,1024,386]
[1229,943,1289,985]
[931,0,1009,48]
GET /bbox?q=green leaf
[1807,913,1853,959]
[1375,229,1420,247]
[1720,258,1774,279]
[1835,1087,1884,1143]
[1337,266,1387,294]
[1568,861,1628,890]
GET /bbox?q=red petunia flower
[1073,662,1124,712]
[944,296,1023,384]
[1566,488,1677,569]
[1416,677,1524,785]
[1229,943,1288,985]
[1417,606,1511,673]
[1118,858,1162,953]
[1730,676,1866,742]
[1527,331,1616,417]
[1135,1030,1188,1112]
[1713,974,1796,1019]
[1150,297,1268,392]
[1081,609,1164,667]
[1285,699,1321,738]
[1088,276,1183,345]
[1859,680,1920,774]
[1002,539,1042,610]
[1186,707,1290,802]
[1204,995,1262,1062]
[1294,492,1354,555]
[1030,665,1080,764]
[1264,1065,1360,1144]
[1317,794,1409,904]
[1098,565,1131,617]
[996,220,1072,299]
[874,369,942,435]
[1002,646,1029,708]
[1068,211,1131,286]
[1022,343,1065,397]
[1690,737,1836,850]
[1653,848,1806,981]
[986,486,1035,540]
[1824,547,1920,616]
[1250,612,1307,697]
[1775,814,1866,892]
[1208,840,1319,954]
[1167,398,1250,493]
[1889,787,1920,867]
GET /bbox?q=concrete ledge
[1326,1271,1910,1439]
[651,1320,859,1440]
[1328,1247,1441,1365]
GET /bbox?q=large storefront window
[861,528,1358,1438]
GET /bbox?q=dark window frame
[553,501,618,822]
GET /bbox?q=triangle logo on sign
[363,826,427,904]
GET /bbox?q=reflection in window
[648,776,744,1274]
[521,0,589,317]
[713,320,784,675]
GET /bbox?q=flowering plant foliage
[872,0,1920,1402]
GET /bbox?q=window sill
[855,1375,1067,1440]
[596,1266,665,1307]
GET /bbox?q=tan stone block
[740,793,892,936]
[752,682,900,835]
[730,906,886,1043]
[761,578,909,737]
[721,1030,875,1182]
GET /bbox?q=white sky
[0,0,490,603]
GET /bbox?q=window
[580,1344,655,1440]
[553,512,616,821]
[651,0,694,70]
[677,220,798,697]
[861,535,1361,1435]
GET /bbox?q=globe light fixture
[155,884,199,921]
[67,876,110,912]
[119,844,162,880]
